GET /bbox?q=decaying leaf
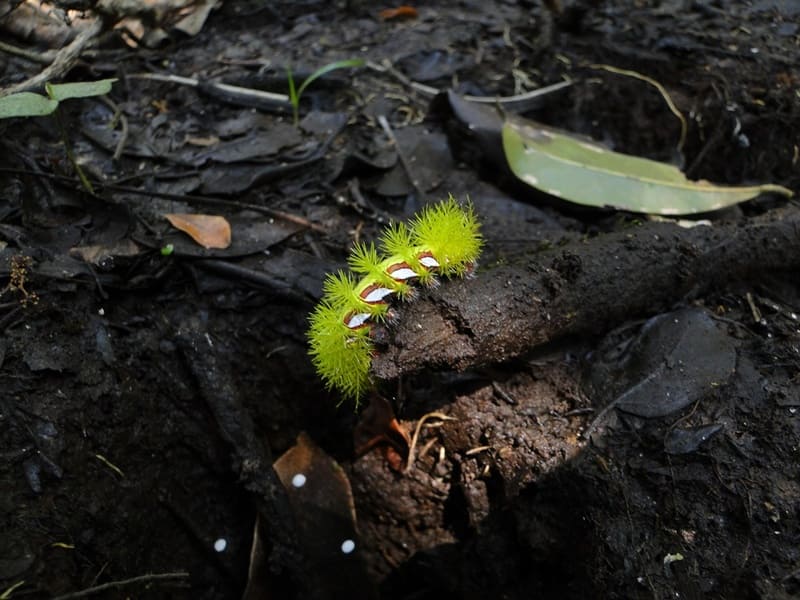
[164,213,231,249]
[271,433,375,599]
[503,117,793,215]
[597,308,737,421]
[70,239,143,265]
[379,6,419,20]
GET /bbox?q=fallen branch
[372,212,800,380]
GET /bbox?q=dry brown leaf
[164,213,231,249]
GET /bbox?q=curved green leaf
[0,93,58,118]
[0,79,117,119]
[502,117,792,215]
[46,78,117,101]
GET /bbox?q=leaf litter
[0,1,798,599]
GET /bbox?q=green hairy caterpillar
[308,196,482,403]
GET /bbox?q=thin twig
[98,94,128,162]
[377,114,425,198]
[125,72,291,110]
[0,39,55,64]
[0,17,104,97]
[492,381,517,405]
[590,63,688,157]
[0,167,327,233]
[194,260,313,302]
[405,411,457,474]
[50,572,190,600]
[366,59,572,112]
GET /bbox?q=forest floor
[1,1,799,599]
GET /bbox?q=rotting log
[372,211,800,380]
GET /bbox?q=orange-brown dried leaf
[165,213,231,249]
[379,6,418,20]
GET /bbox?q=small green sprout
[0,579,26,599]
[286,59,365,125]
[0,79,117,195]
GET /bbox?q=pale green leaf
[45,78,117,101]
[0,93,58,118]
[502,117,792,215]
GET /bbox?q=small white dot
[214,538,227,552]
[291,473,306,488]
[98,308,105,316]
[341,539,355,554]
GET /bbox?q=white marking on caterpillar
[345,312,372,329]
[341,539,356,554]
[386,262,419,281]
[418,252,440,269]
[291,473,306,488]
[360,283,395,304]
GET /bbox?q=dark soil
[1,1,799,599]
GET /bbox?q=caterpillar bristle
[321,270,357,307]
[422,276,441,289]
[380,223,419,268]
[307,196,482,404]
[308,300,373,400]
[348,242,382,278]
[412,195,482,277]
[351,241,414,300]
[323,270,390,322]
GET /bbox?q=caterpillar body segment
[308,300,374,401]
[348,242,414,301]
